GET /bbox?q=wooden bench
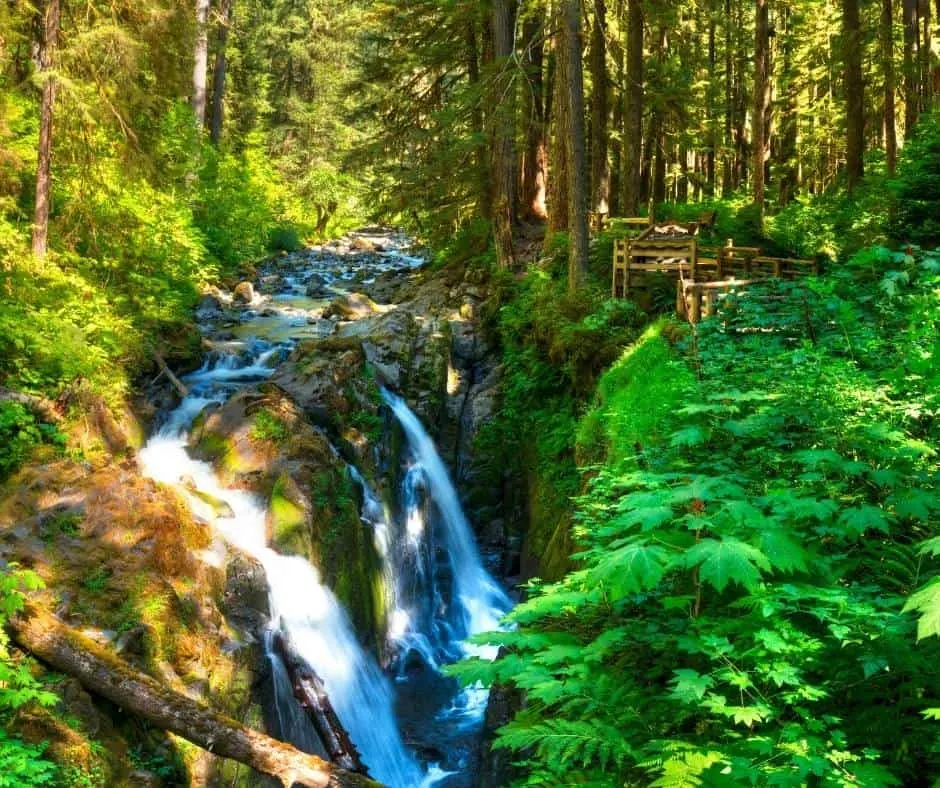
[612,237,698,298]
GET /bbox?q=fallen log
[152,350,190,398]
[272,630,368,775]
[7,604,378,788]
[0,386,63,424]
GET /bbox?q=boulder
[223,551,270,637]
[233,281,255,304]
[305,275,331,298]
[322,292,383,320]
[196,294,224,321]
[349,236,376,252]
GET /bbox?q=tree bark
[590,0,610,214]
[521,8,548,219]
[843,0,864,191]
[609,5,625,215]
[210,0,233,145]
[8,605,376,788]
[722,0,734,194]
[622,0,643,215]
[706,5,717,196]
[778,8,799,204]
[31,0,60,259]
[192,0,211,128]
[491,0,517,267]
[752,0,770,222]
[563,0,589,290]
[882,0,897,173]
[272,632,366,776]
[903,0,919,135]
[547,30,569,233]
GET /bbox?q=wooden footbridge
[607,216,818,322]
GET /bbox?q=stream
[137,231,511,787]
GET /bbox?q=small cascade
[139,345,423,787]
[379,389,511,728]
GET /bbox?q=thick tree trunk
[8,605,376,788]
[903,0,919,134]
[521,10,548,220]
[547,34,570,233]
[882,0,897,174]
[590,0,610,214]
[563,0,589,290]
[609,8,624,216]
[843,0,864,191]
[31,0,60,259]
[210,0,233,145]
[622,0,643,214]
[752,0,770,222]
[192,0,211,127]
[491,0,517,267]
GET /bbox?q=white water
[139,349,423,787]
[380,390,511,724]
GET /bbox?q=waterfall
[139,346,423,787]
[380,390,510,679]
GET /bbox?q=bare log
[152,351,190,397]
[272,631,367,775]
[0,386,63,424]
[7,605,378,788]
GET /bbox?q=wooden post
[690,285,702,323]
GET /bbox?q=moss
[270,474,309,556]
[576,319,697,468]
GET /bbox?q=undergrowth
[454,245,940,785]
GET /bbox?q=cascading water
[135,234,510,787]
[139,343,423,787]
[380,389,511,723]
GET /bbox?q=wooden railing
[612,235,818,322]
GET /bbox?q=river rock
[322,292,383,320]
[222,551,270,636]
[258,274,284,294]
[350,236,376,252]
[196,294,224,321]
[233,281,255,304]
[305,275,330,298]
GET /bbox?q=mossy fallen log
[7,604,379,788]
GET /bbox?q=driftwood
[152,350,190,397]
[272,631,368,776]
[0,386,63,424]
[7,605,378,788]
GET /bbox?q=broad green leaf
[903,578,940,640]
[838,505,890,536]
[670,669,714,703]
[682,538,771,592]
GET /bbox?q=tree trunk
[882,0,897,173]
[903,0,919,134]
[622,0,643,214]
[722,0,734,194]
[521,9,548,219]
[609,7,624,216]
[706,7,717,196]
[590,0,610,214]
[547,33,570,233]
[778,8,799,205]
[210,0,233,145]
[563,0,589,290]
[752,0,770,222]
[467,18,490,218]
[7,605,376,788]
[31,0,60,259]
[843,0,864,191]
[491,0,517,267]
[192,0,211,128]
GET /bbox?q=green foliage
[892,112,940,246]
[250,409,289,444]
[463,245,940,785]
[0,569,59,786]
[0,402,65,481]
